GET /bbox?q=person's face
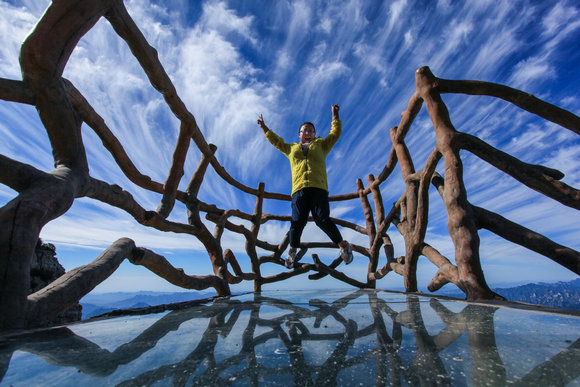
[299,123,315,144]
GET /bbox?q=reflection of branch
[512,338,580,386]
[368,292,404,385]
[6,304,226,377]
[279,320,313,386]
[7,287,578,386]
[240,306,261,385]
[16,328,122,376]
[429,298,506,385]
[315,319,358,385]
[463,304,506,386]
[309,299,348,326]
[119,306,238,386]
[428,298,467,349]
[399,295,451,386]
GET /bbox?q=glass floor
[1,289,579,386]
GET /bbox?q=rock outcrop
[31,240,82,326]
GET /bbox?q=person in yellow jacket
[257,104,353,269]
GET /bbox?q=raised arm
[321,104,342,154]
[257,114,269,134]
[258,114,291,155]
[332,104,340,121]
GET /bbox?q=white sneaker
[285,251,297,269]
[340,243,353,265]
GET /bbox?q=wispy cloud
[541,1,580,42]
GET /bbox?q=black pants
[289,187,343,248]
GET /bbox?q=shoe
[340,243,353,265]
[285,251,297,269]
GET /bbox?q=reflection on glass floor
[1,289,579,386]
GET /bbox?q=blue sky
[0,0,578,294]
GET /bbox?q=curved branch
[85,177,199,234]
[63,79,166,195]
[438,78,580,135]
[458,132,579,210]
[130,247,227,293]
[357,179,376,245]
[312,255,367,288]
[223,249,257,284]
[0,154,46,193]
[473,205,580,275]
[27,237,136,326]
[413,148,442,244]
[260,264,314,284]
[424,246,460,293]
[0,77,35,104]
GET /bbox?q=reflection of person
[257,104,353,269]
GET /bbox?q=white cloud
[442,20,473,54]
[303,61,350,89]
[200,0,257,46]
[353,41,389,84]
[318,17,332,35]
[541,2,580,41]
[388,0,407,31]
[0,2,42,78]
[403,30,414,47]
[509,55,556,89]
[272,0,312,75]
[172,16,283,179]
[466,23,518,78]
[559,96,578,110]
[436,0,452,13]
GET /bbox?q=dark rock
[30,239,82,325]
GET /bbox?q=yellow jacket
[265,120,342,195]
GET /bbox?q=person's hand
[257,114,269,133]
[332,104,340,121]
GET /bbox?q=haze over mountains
[80,279,580,319]
[81,291,216,318]
[437,279,580,309]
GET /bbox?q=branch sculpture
[0,0,578,329]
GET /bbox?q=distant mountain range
[439,278,580,309]
[80,291,216,319]
[80,279,580,319]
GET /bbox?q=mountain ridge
[80,279,580,319]
[438,278,580,309]
[81,291,216,318]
